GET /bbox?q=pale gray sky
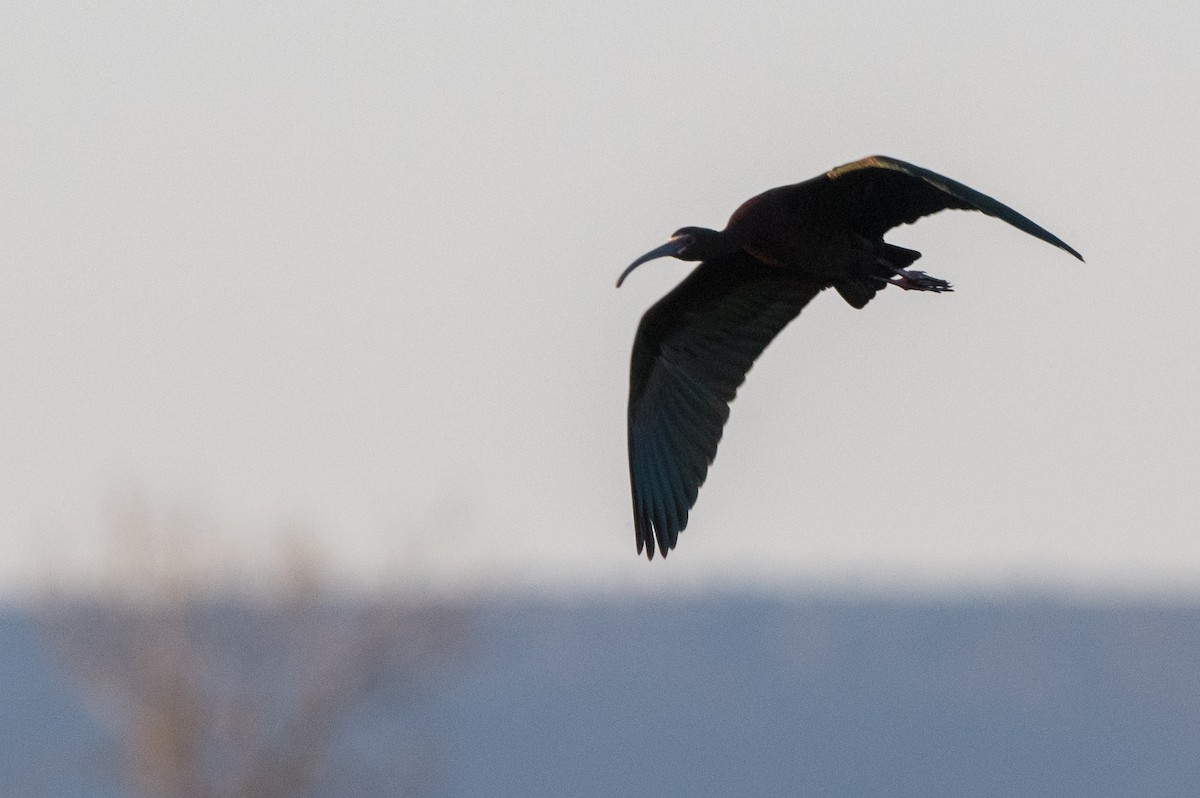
[3,2,1198,598]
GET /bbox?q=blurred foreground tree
[39,499,468,798]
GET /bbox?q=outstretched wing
[825,155,1084,261]
[627,252,823,559]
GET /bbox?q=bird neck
[687,227,741,261]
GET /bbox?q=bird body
[618,155,1082,560]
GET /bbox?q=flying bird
[617,155,1082,560]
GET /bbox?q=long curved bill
[615,237,690,287]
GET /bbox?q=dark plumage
[617,155,1082,559]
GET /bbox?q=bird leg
[887,267,953,293]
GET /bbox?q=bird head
[616,227,721,287]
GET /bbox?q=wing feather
[627,253,823,558]
[826,155,1083,261]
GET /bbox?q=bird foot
[888,268,953,293]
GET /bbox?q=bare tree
[40,500,467,798]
